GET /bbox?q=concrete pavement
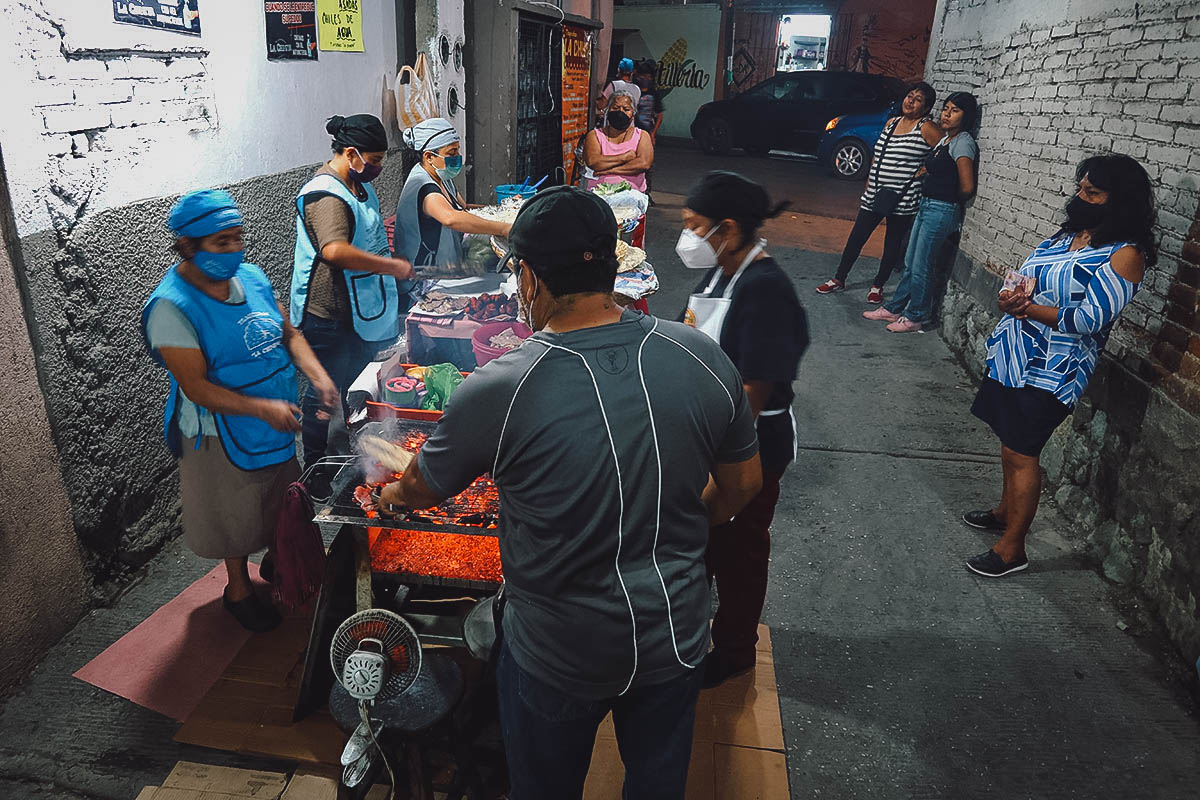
[1,148,1198,799]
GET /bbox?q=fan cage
[330,608,422,701]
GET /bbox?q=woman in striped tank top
[816,83,942,304]
[962,154,1156,578]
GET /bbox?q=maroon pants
[706,471,784,668]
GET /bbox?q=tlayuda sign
[614,5,721,139]
[656,39,712,91]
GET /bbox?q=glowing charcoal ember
[368,526,503,584]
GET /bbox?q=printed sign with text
[265,1,318,60]
[113,0,201,37]
[316,0,364,53]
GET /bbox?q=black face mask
[1065,195,1108,231]
[607,110,632,131]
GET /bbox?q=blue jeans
[884,198,961,323]
[495,640,703,800]
[298,314,379,466]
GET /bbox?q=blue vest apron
[291,173,401,343]
[141,263,298,471]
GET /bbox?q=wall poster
[112,1,201,36]
[265,2,318,60]
[561,25,592,183]
[316,0,364,53]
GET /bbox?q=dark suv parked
[691,70,907,156]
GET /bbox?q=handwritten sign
[316,0,364,53]
[113,0,201,37]
[561,26,592,183]
[265,2,318,60]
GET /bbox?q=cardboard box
[157,762,287,798]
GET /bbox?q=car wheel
[698,117,732,155]
[831,138,869,180]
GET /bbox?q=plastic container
[495,184,532,204]
[473,321,532,367]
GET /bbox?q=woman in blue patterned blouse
[963,154,1157,577]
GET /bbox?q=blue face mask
[193,249,243,280]
[437,154,464,181]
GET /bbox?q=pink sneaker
[863,307,901,322]
[886,317,923,333]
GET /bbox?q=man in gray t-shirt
[380,187,761,798]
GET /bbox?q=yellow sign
[316,0,363,53]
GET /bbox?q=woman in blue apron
[143,190,339,631]
[677,172,810,687]
[394,117,512,282]
[290,114,413,470]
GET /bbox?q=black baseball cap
[504,186,618,271]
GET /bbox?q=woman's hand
[257,399,303,432]
[313,376,339,421]
[998,289,1032,318]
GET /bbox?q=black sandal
[223,588,282,632]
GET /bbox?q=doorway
[777,13,831,72]
[516,15,564,187]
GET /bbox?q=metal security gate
[516,15,563,186]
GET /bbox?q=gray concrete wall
[927,1,1200,661]
[0,147,88,691]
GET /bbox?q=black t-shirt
[685,257,809,473]
[415,183,465,264]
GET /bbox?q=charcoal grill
[294,417,503,721]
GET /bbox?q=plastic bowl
[473,320,532,367]
[495,184,532,204]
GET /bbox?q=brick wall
[928,1,1200,660]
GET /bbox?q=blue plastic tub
[495,184,532,204]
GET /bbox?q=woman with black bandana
[395,117,511,279]
[290,114,414,471]
[677,171,809,687]
[963,154,1155,577]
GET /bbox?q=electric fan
[330,608,422,794]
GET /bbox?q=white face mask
[515,264,539,330]
[675,225,726,270]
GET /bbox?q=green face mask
[437,154,464,181]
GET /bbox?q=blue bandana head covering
[618,58,634,73]
[167,189,244,239]
[401,118,460,155]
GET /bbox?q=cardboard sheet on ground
[584,624,789,799]
[73,564,264,722]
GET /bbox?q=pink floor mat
[73,563,262,722]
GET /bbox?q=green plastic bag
[420,363,465,411]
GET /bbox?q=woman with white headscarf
[395,118,512,278]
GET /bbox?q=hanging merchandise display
[112,0,201,36]
[560,25,592,184]
[316,0,364,53]
[396,52,439,128]
[265,2,318,61]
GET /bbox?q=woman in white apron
[677,171,810,688]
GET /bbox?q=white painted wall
[613,5,722,139]
[0,0,402,237]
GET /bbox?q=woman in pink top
[584,91,654,193]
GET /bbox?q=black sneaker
[258,552,275,584]
[962,509,1006,532]
[966,549,1029,578]
[223,588,283,632]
